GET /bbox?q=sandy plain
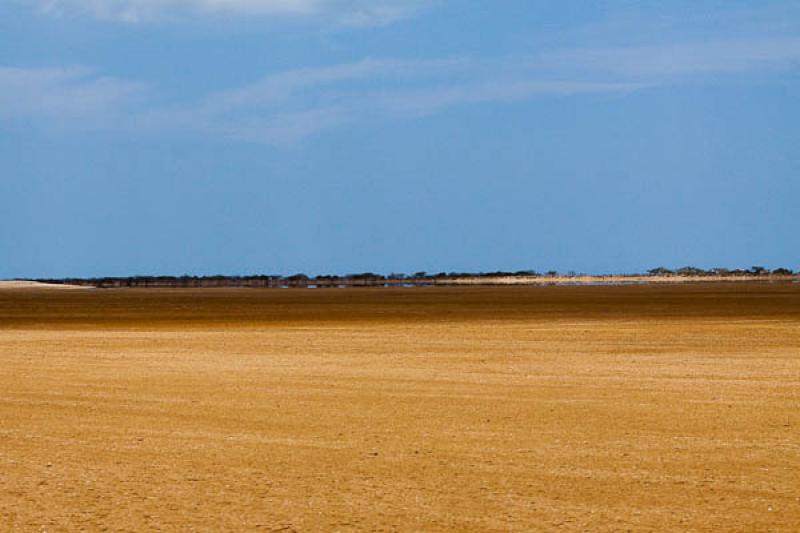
[0,283,798,531]
[0,281,90,290]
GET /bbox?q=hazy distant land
[15,266,798,289]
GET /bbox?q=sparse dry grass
[1,284,798,531]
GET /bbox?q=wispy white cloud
[539,37,800,79]
[211,107,351,144]
[0,66,147,124]
[139,57,642,142]
[137,57,472,140]
[3,35,800,144]
[192,57,467,113]
[375,80,647,118]
[25,0,436,26]
[150,37,800,142]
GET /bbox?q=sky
[1,0,799,278]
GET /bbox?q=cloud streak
[0,66,147,124]
[25,0,436,26]
[139,57,643,143]
[540,37,800,79]
[3,36,799,143]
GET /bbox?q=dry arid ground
[0,284,798,531]
[0,281,89,290]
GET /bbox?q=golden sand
[1,284,798,531]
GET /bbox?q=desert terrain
[0,283,798,531]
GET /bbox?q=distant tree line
[31,266,797,289]
[646,266,794,276]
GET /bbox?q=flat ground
[0,284,798,531]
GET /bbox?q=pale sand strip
[0,281,91,290]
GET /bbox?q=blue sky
[1,0,799,277]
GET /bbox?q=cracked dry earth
[0,284,798,531]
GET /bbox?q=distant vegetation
[647,266,796,277]
[31,266,797,288]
